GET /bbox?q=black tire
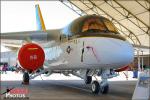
[91,81,100,94]
[85,76,92,84]
[23,72,29,83]
[100,83,109,94]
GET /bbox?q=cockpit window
[82,18,107,32]
[68,15,119,35]
[103,19,118,33]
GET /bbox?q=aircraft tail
[35,4,46,31]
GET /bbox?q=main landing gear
[22,71,30,85]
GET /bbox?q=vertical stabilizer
[35,4,46,31]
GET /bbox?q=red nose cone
[18,43,45,72]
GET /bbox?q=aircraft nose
[94,38,134,67]
[83,37,134,67]
[113,43,134,65]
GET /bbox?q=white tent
[61,0,150,54]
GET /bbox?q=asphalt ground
[1,79,136,100]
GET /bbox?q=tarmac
[1,72,137,100]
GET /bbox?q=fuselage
[44,34,134,70]
[42,15,134,70]
[43,15,134,70]
[1,15,134,71]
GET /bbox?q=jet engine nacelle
[18,43,45,72]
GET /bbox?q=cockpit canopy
[66,15,118,35]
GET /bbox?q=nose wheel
[91,81,100,94]
[100,82,109,94]
[91,80,109,94]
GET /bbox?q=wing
[1,29,60,51]
[1,31,47,50]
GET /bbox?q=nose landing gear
[91,81,100,94]
[85,76,92,84]
[99,82,109,94]
[91,77,109,94]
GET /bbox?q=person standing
[2,64,8,74]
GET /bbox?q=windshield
[82,17,107,32]
[81,17,118,33]
[61,15,125,41]
[103,19,118,33]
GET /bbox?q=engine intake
[18,43,45,72]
